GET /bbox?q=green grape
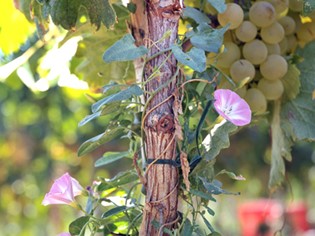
[286,34,297,53]
[265,0,289,15]
[279,37,288,54]
[235,21,258,42]
[236,86,247,98]
[278,16,296,35]
[296,22,315,43]
[249,1,277,27]
[230,59,256,83]
[243,39,268,65]
[261,22,285,44]
[257,78,284,100]
[260,54,288,80]
[289,0,303,12]
[218,3,244,30]
[265,43,281,55]
[216,41,241,68]
[244,88,267,113]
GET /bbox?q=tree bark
[129,0,182,234]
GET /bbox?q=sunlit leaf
[91,85,143,113]
[103,34,148,62]
[78,127,125,156]
[172,45,206,72]
[97,170,139,191]
[95,151,131,167]
[202,119,237,161]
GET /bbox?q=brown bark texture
[129,0,182,234]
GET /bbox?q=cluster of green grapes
[209,0,315,114]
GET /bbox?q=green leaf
[202,120,238,161]
[207,0,227,13]
[204,205,215,216]
[79,111,102,127]
[200,178,237,195]
[49,0,81,30]
[91,85,143,113]
[303,0,315,15]
[97,170,139,191]
[281,42,315,141]
[216,169,246,181]
[103,34,148,62]
[79,102,123,127]
[171,45,206,72]
[78,127,125,156]
[69,216,90,235]
[189,188,216,202]
[182,7,211,24]
[188,23,228,53]
[95,151,131,167]
[182,219,193,236]
[81,0,116,29]
[269,100,292,190]
[201,214,216,233]
[102,206,127,218]
[281,64,301,101]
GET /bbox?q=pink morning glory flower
[213,89,251,126]
[42,172,83,206]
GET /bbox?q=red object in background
[238,199,283,236]
[286,202,310,233]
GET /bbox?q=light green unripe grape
[235,21,258,42]
[260,54,288,80]
[243,39,268,65]
[286,34,297,53]
[265,43,281,55]
[278,16,296,35]
[296,22,315,43]
[249,1,277,27]
[218,3,244,30]
[279,37,288,54]
[230,59,256,83]
[257,78,284,100]
[261,22,285,44]
[216,42,241,68]
[244,88,267,113]
[265,0,289,15]
[236,86,247,98]
[289,0,303,12]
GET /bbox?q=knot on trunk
[157,114,174,133]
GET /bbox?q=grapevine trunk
[130,0,182,234]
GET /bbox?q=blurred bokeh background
[1,1,315,236]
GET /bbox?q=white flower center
[222,105,233,115]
